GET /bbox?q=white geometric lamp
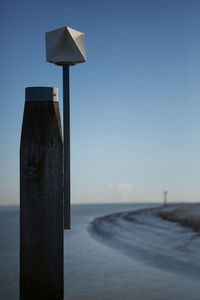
[45,26,86,230]
[45,26,86,66]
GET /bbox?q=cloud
[108,183,133,202]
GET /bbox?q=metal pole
[46,27,86,230]
[164,190,168,207]
[63,65,70,229]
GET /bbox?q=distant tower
[164,190,168,207]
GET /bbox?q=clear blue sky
[1,0,200,205]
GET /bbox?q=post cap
[45,26,86,66]
[25,87,58,102]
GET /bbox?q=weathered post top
[45,26,86,65]
[25,87,58,102]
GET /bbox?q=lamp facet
[46,27,86,65]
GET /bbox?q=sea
[0,203,200,300]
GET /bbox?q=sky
[1,0,200,205]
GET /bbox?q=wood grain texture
[20,101,63,300]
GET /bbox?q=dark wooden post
[20,87,64,300]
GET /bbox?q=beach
[158,203,200,232]
[0,203,200,299]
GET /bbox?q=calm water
[1,203,200,299]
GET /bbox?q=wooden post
[20,87,64,300]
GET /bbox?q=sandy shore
[157,203,200,232]
[89,203,200,283]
